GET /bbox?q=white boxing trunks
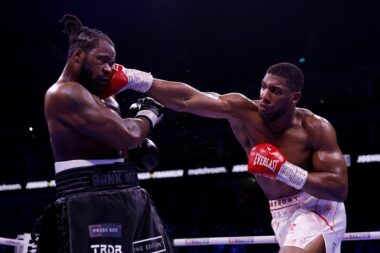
[269,192,346,253]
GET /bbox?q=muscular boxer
[102,62,348,253]
[39,14,174,253]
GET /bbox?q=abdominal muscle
[255,176,301,200]
[50,125,122,162]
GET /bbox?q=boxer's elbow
[109,134,142,151]
[116,120,150,150]
[336,180,348,202]
[331,175,348,202]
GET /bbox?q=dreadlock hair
[266,62,304,92]
[59,14,115,57]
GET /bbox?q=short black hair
[59,14,115,57]
[266,62,304,92]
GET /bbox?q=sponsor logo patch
[89,223,122,238]
[90,244,122,253]
[133,236,165,253]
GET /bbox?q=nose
[104,64,113,75]
[260,88,270,103]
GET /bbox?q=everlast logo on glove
[252,153,279,172]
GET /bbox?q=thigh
[279,235,325,253]
[280,246,303,253]
[304,235,325,253]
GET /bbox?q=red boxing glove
[100,64,153,98]
[248,143,308,189]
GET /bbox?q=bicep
[304,119,348,201]
[313,148,346,175]
[311,121,347,177]
[149,79,249,119]
[181,92,233,118]
[60,91,116,134]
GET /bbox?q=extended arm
[148,79,237,119]
[102,63,252,119]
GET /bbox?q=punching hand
[100,64,153,98]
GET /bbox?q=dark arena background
[1,0,380,252]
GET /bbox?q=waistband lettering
[270,195,299,209]
[91,171,131,188]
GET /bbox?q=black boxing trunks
[35,159,174,253]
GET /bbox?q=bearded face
[79,56,103,95]
[76,39,115,96]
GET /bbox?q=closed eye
[98,55,114,66]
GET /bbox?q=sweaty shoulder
[45,81,95,115]
[221,93,258,112]
[297,108,335,147]
[46,81,88,99]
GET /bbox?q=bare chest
[249,121,311,167]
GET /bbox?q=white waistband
[55,158,125,174]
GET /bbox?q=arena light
[151,169,184,179]
[0,184,22,192]
[137,172,151,180]
[343,154,351,167]
[25,180,56,189]
[138,170,185,180]
[298,57,306,64]
[188,166,227,176]
[231,164,248,173]
[357,154,380,164]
